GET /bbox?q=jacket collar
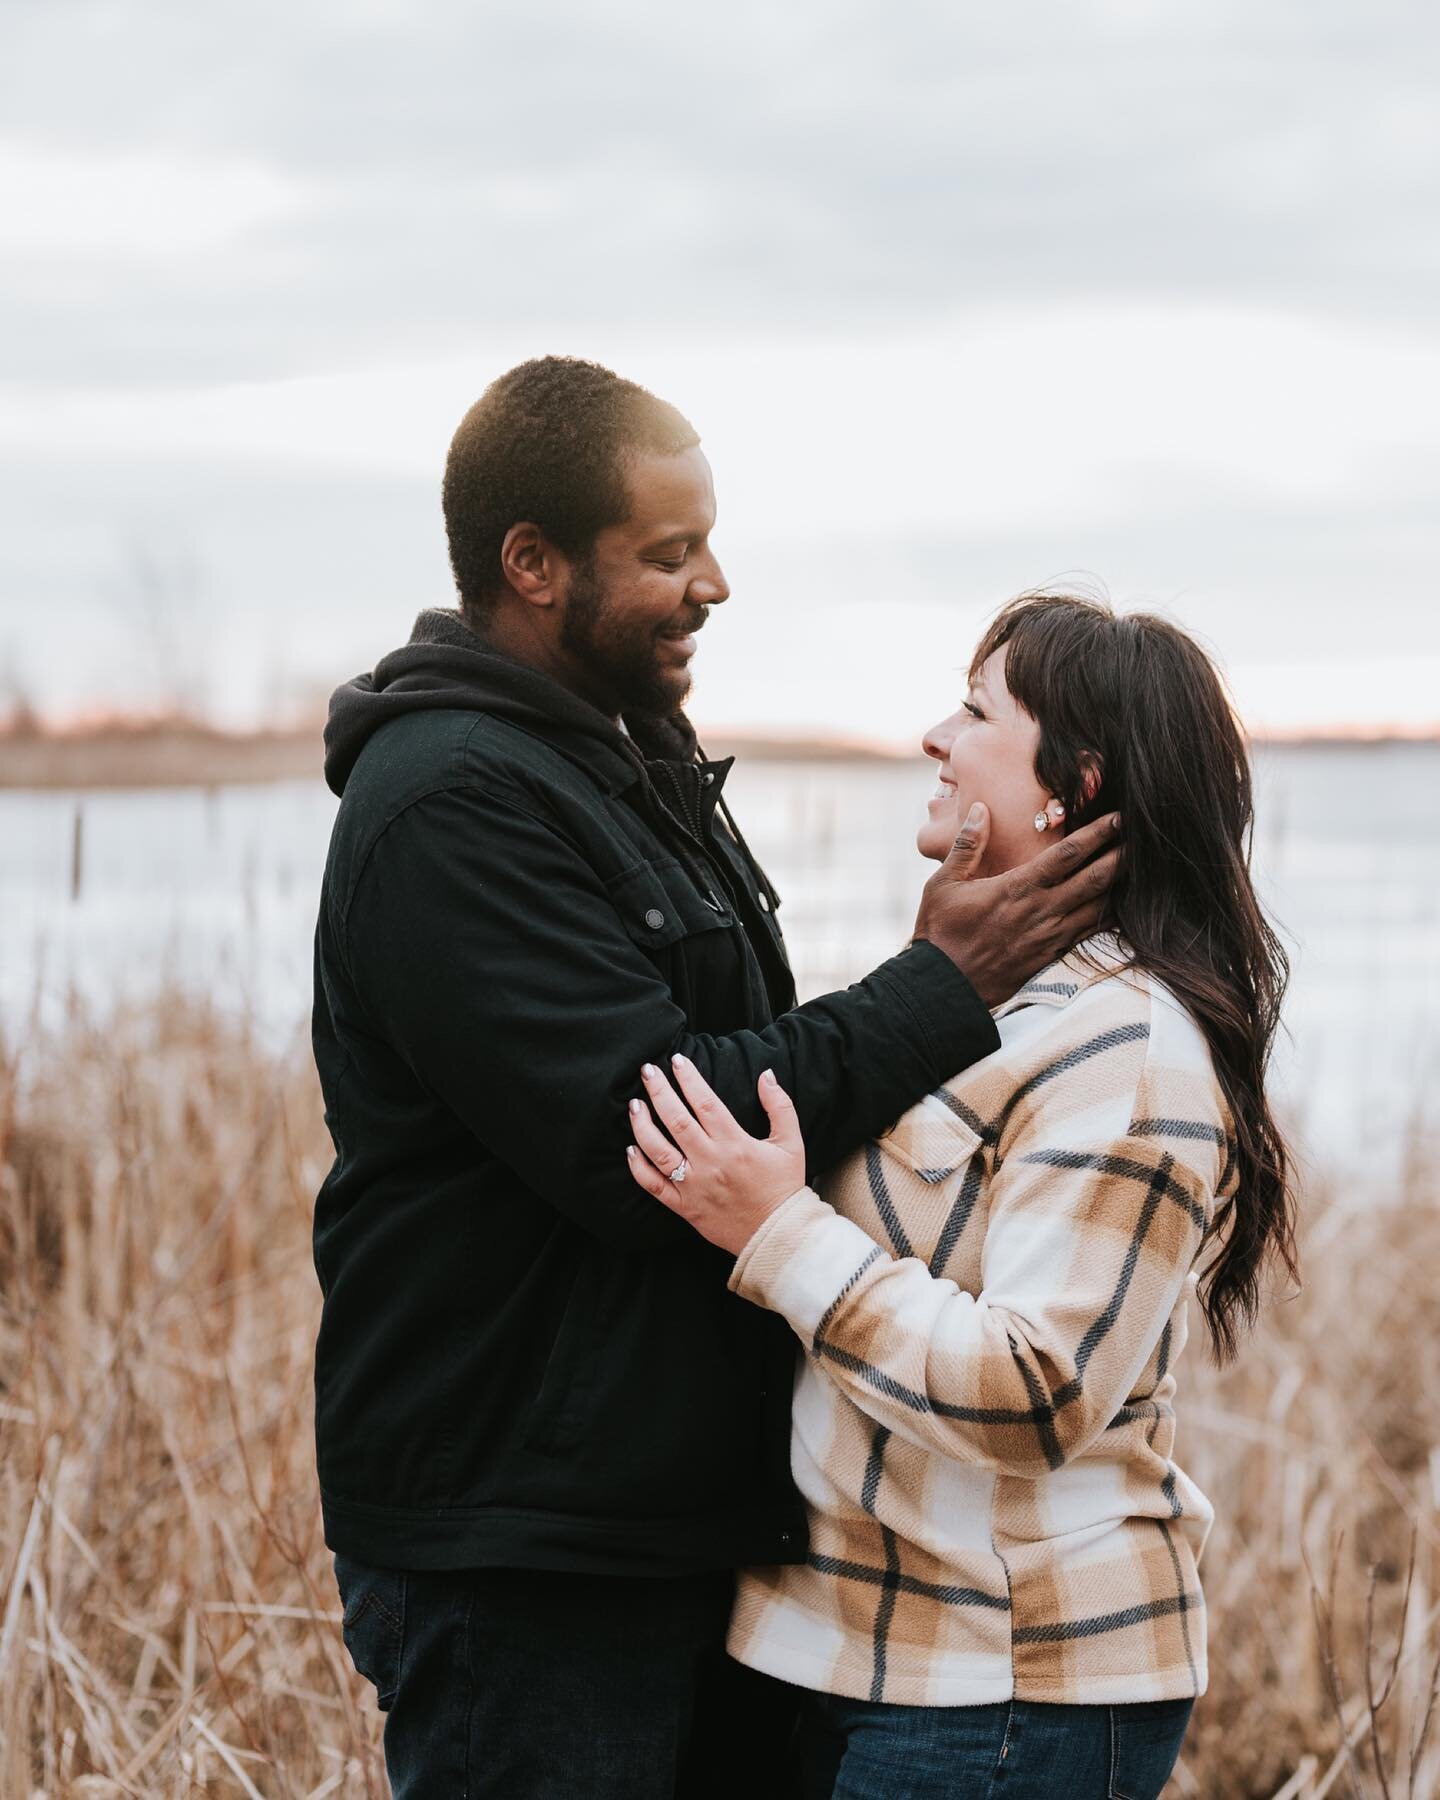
[990,932,1133,1020]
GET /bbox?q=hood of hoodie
[323,607,699,797]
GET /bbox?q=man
[311,356,1119,1797]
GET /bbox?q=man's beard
[560,560,698,720]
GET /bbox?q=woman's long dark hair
[971,592,1297,1361]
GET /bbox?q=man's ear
[499,522,561,607]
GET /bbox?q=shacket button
[645,908,665,930]
[758,893,771,912]
[701,770,715,785]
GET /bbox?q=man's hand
[911,804,1123,1008]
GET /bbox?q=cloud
[2,0,1437,385]
[0,143,306,259]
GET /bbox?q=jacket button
[645,908,665,929]
[779,1530,793,1547]
[758,893,771,912]
[701,770,715,786]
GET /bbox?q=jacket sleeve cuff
[869,939,999,1078]
[728,1187,887,1340]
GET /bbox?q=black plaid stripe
[1156,1318,1174,1380]
[1131,1117,1226,1147]
[858,1426,895,1700]
[814,1339,1055,1426]
[934,1088,997,1144]
[1011,1585,1199,1646]
[865,1144,914,1259]
[929,1149,986,1274]
[812,1245,884,1349]
[806,1553,1011,1612]
[1155,1518,1200,1689]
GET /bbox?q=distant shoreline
[2,722,1437,790]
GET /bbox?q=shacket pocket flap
[606,856,732,952]
[875,1091,985,1185]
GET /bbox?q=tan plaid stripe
[726,936,1230,1706]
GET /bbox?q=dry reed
[0,995,1436,1797]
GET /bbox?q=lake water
[3,742,1438,1185]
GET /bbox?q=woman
[625,593,1295,1799]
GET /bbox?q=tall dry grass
[0,995,1437,1797]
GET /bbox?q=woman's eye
[963,701,985,720]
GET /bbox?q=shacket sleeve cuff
[868,939,999,1079]
[727,1186,888,1341]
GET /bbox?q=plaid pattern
[726,936,1234,1706]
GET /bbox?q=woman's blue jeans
[798,1690,1194,1799]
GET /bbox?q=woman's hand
[626,1056,807,1256]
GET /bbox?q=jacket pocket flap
[606,857,732,951]
[876,1092,985,1184]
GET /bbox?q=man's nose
[689,551,730,607]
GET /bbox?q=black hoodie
[311,608,1000,1573]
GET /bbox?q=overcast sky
[2,0,1437,741]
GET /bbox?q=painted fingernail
[760,1068,776,1087]
[626,1145,636,1159]
[672,1053,691,1069]
[629,1098,644,1115]
[642,1063,658,1079]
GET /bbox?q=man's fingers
[1026,812,1122,888]
[939,802,990,880]
[1074,845,1122,900]
[1050,899,1108,949]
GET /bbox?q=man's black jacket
[311,608,1001,1574]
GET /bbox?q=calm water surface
[3,742,1437,1184]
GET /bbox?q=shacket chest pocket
[866,1094,989,1279]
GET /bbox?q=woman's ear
[1078,752,1103,807]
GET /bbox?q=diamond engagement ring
[670,1158,690,1184]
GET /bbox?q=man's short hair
[442,356,700,615]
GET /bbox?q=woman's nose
[922,717,954,762]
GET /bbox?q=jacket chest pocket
[867,1095,989,1277]
[605,856,735,955]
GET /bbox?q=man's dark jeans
[332,1552,800,1798]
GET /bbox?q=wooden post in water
[70,801,84,902]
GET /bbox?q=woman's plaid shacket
[726,936,1234,1707]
